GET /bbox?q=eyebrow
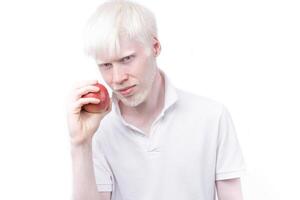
[118,53,135,62]
[97,52,135,65]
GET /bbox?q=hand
[66,80,112,146]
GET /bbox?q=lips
[117,85,136,96]
[118,85,135,91]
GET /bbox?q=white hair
[83,0,158,59]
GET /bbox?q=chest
[106,115,218,173]
[104,122,218,200]
[100,110,220,198]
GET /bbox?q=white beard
[116,66,157,107]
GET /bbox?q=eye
[121,55,134,63]
[99,63,112,70]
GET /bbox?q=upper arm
[215,178,243,200]
[98,191,111,200]
[215,105,245,180]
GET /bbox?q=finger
[73,80,98,89]
[72,97,101,112]
[73,85,100,100]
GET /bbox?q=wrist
[70,134,93,147]
[71,140,93,155]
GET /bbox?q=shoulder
[175,88,225,118]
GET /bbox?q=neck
[119,69,165,121]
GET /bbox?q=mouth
[116,85,136,96]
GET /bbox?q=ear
[152,36,161,57]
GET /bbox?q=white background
[0,0,299,199]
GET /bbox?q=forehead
[95,38,146,64]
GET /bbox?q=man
[67,1,245,200]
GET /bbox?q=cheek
[100,71,113,86]
[132,58,151,76]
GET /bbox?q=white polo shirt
[92,71,245,200]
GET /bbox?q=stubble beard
[117,66,157,107]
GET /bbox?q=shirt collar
[160,69,178,116]
[111,69,178,124]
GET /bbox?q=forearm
[216,178,243,200]
[71,142,100,200]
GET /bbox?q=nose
[112,65,128,85]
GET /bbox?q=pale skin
[67,37,243,200]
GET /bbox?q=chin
[119,90,148,107]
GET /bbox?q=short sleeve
[215,105,246,180]
[92,133,114,192]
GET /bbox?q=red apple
[82,83,110,113]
